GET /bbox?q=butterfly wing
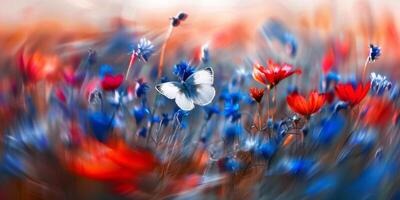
[155,82,182,99]
[155,82,195,111]
[185,67,215,106]
[191,84,216,106]
[185,67,214,85]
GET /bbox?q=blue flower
[135,78,150,98]
[1,152,26,177]
[133,106,150,125]
[161,113,171,127]
[175,109,190,128]
[368,44,381,62]
[224,102,241,122]
[138,127,147,138]
[203,105,219,120]
[99,64,114,78]
[173,60,195,81]
[224,125,241,144]
[370,72,392,95]
[135,38,154,62]
[311,113,345,144]
[87,112,113,142]
[256,142,277,159]
[218,157,242,173]
[270,157,318,177]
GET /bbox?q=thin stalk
[265,87,270,122]
[125,53,137,80]
[257,102,262,131]
[157,25,174,79]
[361,57,369,83]
[272,86,277,121]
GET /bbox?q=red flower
[362,97,395,128]
[249,87,264,103]
[286,91,326,117]
[252,60,301,87]
[101,74,123,91]
[335,82,370,106]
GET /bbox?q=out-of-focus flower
[361,97,395,128]
[55,88,67,104]
[312,113,345,144]
[268,157,318,177]
[261,19,297,57]
[88,112,113,142]
[101,74,124,91]
[99,64,114,78]
[171,12,188,27]
[252,60,301,87]
[368,44,381,63]
[161,113,171,127]
[203,105,219,121]
[66,139,158,184]
[249,87,264,103]
[335,82,370,106]
[64,68,84,87]
[256,141,277,159]
[286,91,326,117]
[135,78,149,98]
[224,102,241,122]
[322,48,335,74]
[370,72,392,95]
[135,38,154,62]
[133,106,150,125]
[224,124,241,144]
[217,157,241,173]
[173,60,195,81]
[17,50,61,83]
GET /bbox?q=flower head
[101,74,123,91]
[173,60,195,81]
[368,44,381,63]
[135,78,149,98]
[370,72,391,95]
[335,82,370,106]
[203,105,219,121]
[249,87,264,103]
[286,91,326,117]
[252,60,301,87]
[135,38,154,62]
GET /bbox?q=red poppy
[322,48,335,74]
[286,91,326,117]
[249,87,264,103]
[335,82,370,106]
[101,74,123,91]
[252,60,301,87]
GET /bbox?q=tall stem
[125,53,137,80]
[272,87,277,121]
[361,57,369,83]
[265,87,270,122]
[157,25,174,79]
[257,102,262,131]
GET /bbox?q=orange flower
[249,87,264,103]
[286,91,326,117]
[335,82,370,106]
[252,60,301,87]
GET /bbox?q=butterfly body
[156,67,215,111]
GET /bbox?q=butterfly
[156,67,216,111]
[171,12,188,27]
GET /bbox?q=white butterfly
[155,67,216,111]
